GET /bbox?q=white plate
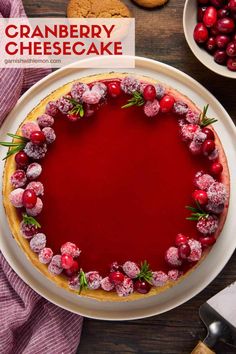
[1,56,236,320]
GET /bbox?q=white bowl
[183,0,236,79]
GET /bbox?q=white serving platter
[0,56,236,320]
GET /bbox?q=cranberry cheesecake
[1,73,229,301]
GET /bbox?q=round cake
[1,73,230,301]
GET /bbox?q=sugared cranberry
[107,82,121,98]
[205,37,217,52]
[217,8,230,18]
[226,41,236,56]
[61,253,74,270]
[67,114,79,122]
[203,7,218,27]
[109,271,124,285]
[159,95,175,113]
[192,189,209,205]
[22,189,37,209]
[198,7,207,22]
[214,49,228,64]
[143,85,156,101]
[202,139,216,155]
[202,127,215,140]
[30,131,46,145]
[15,151,29,168]
[134,279,151,294]
[175,233,188,246]
[228,0,236,12]
[227,57,236,70]
[194,23,209,43]
[216,18,235,34]
[210,161,223,175]
[210,0,226,7]
[178,243,191,259]
[10,170,27,188]
[64,260,79,277]
[215,34,230,49]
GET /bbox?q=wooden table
[23,1,236,353]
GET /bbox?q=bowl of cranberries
[183,0,236,78]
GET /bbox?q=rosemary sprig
[186,201,209,221]
[22,213,41,228]
[66,97,84,118]
[122,91,144,109]
[200,104,218,128]
[0,133,28,160]
[7,133,28,142]
[79,268,88,293]
[136,260,153,284]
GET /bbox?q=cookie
[132,0,168,8]
[67,0,131,18]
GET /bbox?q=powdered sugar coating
[26,163,42,180]
[10,170,27,188]
[57,96,73,114]
[48,255,63,275]
[37,114,54,128]
[185,110,200,124]
[208,149,219,161]
[120,77,140,94]
[20,221,38,239]
[122,261,140,279]
[101,277,115,291]
[85,271,102,290]
[60,242,81,258]
[21,122,40,139]
[30,233,46,253]
[193,131,207,145]
[116,276,134,297]
[26,181,44,196]
[144,99,160,117]
[155,84,165,100]
[24,142,47,160]
[82,90,101,105]
[42,127,56,144]
[187,239,202,262]
[152,271,169,287]
[165,247,182,267]
[45,101,59,117]
[189,140,202,155]
[38,247,53,264]
[207,182,227,206]
[206,202,224,214]
[26,197,43,216]
[92,82,107,98]
[173,101,188,116]
[194,173,215,191]
[9,188,24,208]
[71,82,89,101]
[181,124,200,141]
[168,269,181,281]
[197,215,219,235]
[68,275,80,290]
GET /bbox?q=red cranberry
[187,124,200,134]
[210,24,220,36]
[214,49,228,64]
[192,189,209,205]
[215,34,230,48]
[199,236,216,247]
[203,7,218,27]
[67,114,79,122]
[107,82,121,98]
[228,0,236,12]
[205,37,217,52]
[61,254,74,270]
[30,131,46,145]
[217,8,230,18]
[160,95,175,113]
[226,41,236,56]
[134,279,151,294]
[109,271,124,285]
[143,85,156,101]
[64,260,79,277]
[198,7,207,22]
[178,243,191,259]
[22,189,37,209]
[210,161,223,175]
[15,151,29,168]
[210,0,226,7]
[202,127,215,140]
[175,233,188,246]
[216,18,235,34]
[202,139,216,155]
[194,23,209,43]
[227,57,236,70]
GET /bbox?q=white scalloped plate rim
[0,56,236,321]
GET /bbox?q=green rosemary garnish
[66,97,84,118]
[122,91,144,109]
[0,133,28,160]
[136,260,153,284]
[79,268,88,293]
[186,201,209,221]
[200,104,218,128]
[22,213,41,228]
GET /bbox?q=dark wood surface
[23,1,236,353]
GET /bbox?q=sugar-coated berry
[48,255,63,275]
[202,139,216,156]
[178,243,191,259]
[160,95,175,113]
[202,127,215,140]
[92,82,107,98]
[60,242,81,258]
[189,140,202,155]
[86,271,102,290]
[10,170,27,188]
[71,82,89,101]
[20,220,38,239]
[122,261,140,279]
[155,84,165,100]
[82,90,101,105]
[68,275,80,290]
[22,189,37,209]
[116,276,134,297]
[26,181,44,196]
[107,82,122,98]
[26,197,43,216]
[165,247,182,267]
[15,151,29,168]
[120,77,140,94]
[197,215,219,235]
[207,182,227,206]
[199,236,216,247]
[45,101,59,117]
[37,114,54,128]
[30,131,46,145]
[143,99,160,117]
[24,142,47,160]
[56,96,73,114]
[175,233,188,247]
[134,279,151,294]
[152,271,169,287]
[42,127,56,144]
[194,172,215,191]
[38,248,53,264]
[109,271,125,285]
[9,188,24,208]
[26,163,42,180]
[192,189,208,205]
[210,162,223,176]
[100,277,115,291]
[181,124,200,141]
[21,122,40,139]
[29,233,46,253]
[206,201,224,214]
[168,269,181,281]
[185,110,200,124]
[187,239,202,262]
[208,148,219,161]
[61,253,74,269]
[143,85,156,101]
[64,260,79,277]
[172,101,189,116]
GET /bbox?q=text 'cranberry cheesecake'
[1,73,229,301]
